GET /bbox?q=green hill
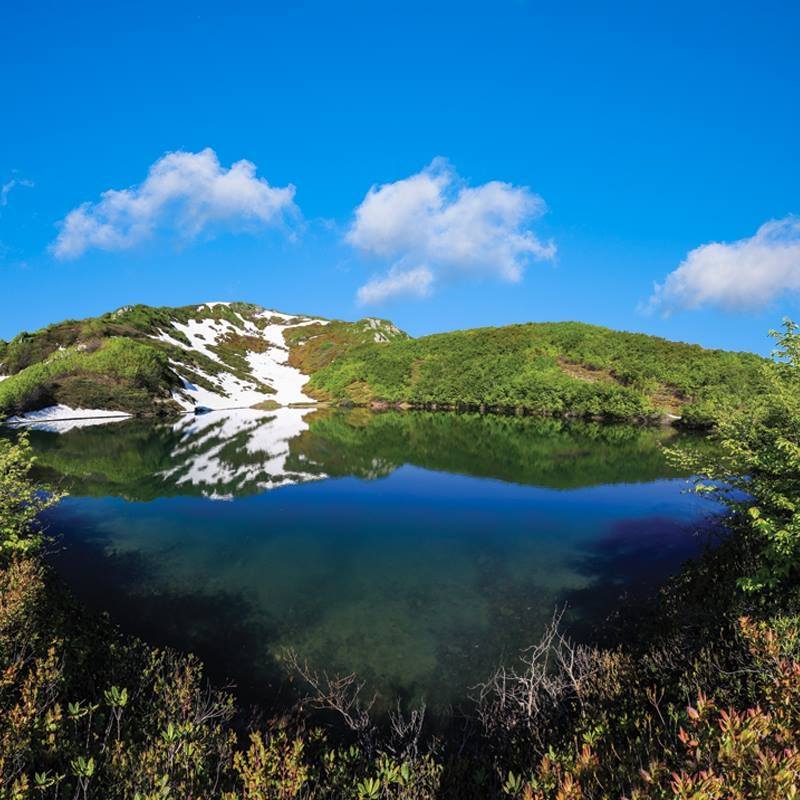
[0,306,765,425]
[0,302,404,417]
[306,321,766,425]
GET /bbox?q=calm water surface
[11,408,717,713]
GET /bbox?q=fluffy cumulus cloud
[347,158,555,304]
[52,148,298,259]
[649,216,800,313]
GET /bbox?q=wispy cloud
[357,265,434,305]
[647,216,800,314]
[0,177,34,207]
[347,158,555,305]
[51,148,298,260]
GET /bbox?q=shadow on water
[44,504,299,713]
[559,514,722,646]
[8,407,719,717]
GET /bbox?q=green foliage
[669,319,800,592]
[0,435,62,556]
[2,320,799,799]
[284,317,408,378]
[309,322,765,422]
[0,338,175,414]
[1,305,765,422]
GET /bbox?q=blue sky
[1,0,798,353]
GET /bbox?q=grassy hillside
[0,307,766,423]
[307,321,766,424]
[0,303,404,416]
[0,303,259,415]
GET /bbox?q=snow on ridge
[153,307,329,411]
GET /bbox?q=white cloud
[649,216,800,313]
[357,265,434,305]
[0,177,34,207]
[347,158,555,304]
[51,148,298,259]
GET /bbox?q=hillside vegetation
[1,322,799,799]
[0,303,403,417]
[308,321,766,424]
[1,306,765,423]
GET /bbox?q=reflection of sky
[46,459,718,712]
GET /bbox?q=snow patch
[153,306,330,411]
[5,405,131,433]
[364,317,402,342]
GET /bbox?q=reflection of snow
[160,408,326,499]
[154,306,329,411]
[6,405,131,433]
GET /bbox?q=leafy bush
[0,435,62,556]
[0,338,175,414]
[670,319,800,592]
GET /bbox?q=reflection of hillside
[160,410,326,499]
[15,408,704,501]
[294,410,697,489]
[22,409,326,501]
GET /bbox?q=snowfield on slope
[153,305,329,411]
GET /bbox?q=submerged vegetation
[0,323,798,798]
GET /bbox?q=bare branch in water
[284,649,377,749]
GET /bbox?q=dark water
[12,408,717,713]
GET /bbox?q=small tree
[0,433,63,556]
[670,319,800,592]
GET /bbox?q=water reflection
[9,409,715,712]
[17,407,696,500]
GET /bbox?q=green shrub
[0,338,175,414]
[0,435,62,556]
[670,319,800,592]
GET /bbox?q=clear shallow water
[11,409,718,713]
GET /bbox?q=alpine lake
[4,408,720,717]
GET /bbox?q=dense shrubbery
[308,322,765,422]
[670,321,800,592]
[0,308,767,422]
[0,338,176,415]
[1,323,798,798]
